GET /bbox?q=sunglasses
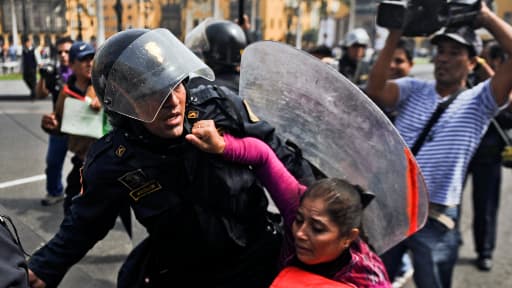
[58,50,69,54]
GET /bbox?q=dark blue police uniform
[28,85,315,288]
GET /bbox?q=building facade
[0,0,380,51]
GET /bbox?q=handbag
[490,118,512,168]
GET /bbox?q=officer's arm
[478,2,512,106]
[216,86,316,183]
[366,29,401,109]
[28,175,123,287]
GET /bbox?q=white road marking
[0,174,46,189]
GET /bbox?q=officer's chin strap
[183,81,193,134]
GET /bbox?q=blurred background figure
[307,44,337,69]
[338,27,371,89]
[388,38,415,80]
[464,40,512,272]
[379,37,415,124]
[8,42,17,62]
[376,36,416,288]
[21,35,38,99]
[35,36,74,206]
[186,18,248,92]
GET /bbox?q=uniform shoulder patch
[118,169,162,201]
[129,180,162,202]
[187,110,199,119]
[118,169,148,190]
[115,145,127,157]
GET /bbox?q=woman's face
[292,197,349,265]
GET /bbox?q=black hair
[300,178,374,238]
[56,36,73,46]
[485,41,507,63]
[308,45,333,58]
[397,38,415,63]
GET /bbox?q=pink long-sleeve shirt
[222,134,391,288]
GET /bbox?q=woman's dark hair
[300,178,373,238]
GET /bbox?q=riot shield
[239,41,428,254]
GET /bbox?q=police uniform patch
[115,145,127,157]
[187,110,199,119]
[118,169,148,190]
[243,99,260,123]
[129,180,162,201]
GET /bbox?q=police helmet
[185,19,247,70]
[342,28,370,48]
[92,28,214,123]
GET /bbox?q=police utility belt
[428,203,456,230]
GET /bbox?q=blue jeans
[45,134,68,196]
[381,205,460,288]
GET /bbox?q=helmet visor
[185,18,214,54]
[104,28,214,122]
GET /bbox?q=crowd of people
[2,2,512,288]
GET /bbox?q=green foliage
[0,73,22,80]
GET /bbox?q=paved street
[1,68,512,287]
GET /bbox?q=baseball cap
[430,26,483,57]
[342,28,370,47]
[69,41,95,62]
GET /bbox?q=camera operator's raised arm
[478,2,512,106]
[365,29,402,109]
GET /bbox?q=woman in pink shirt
[186,120,391,288]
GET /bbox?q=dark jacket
[338,56,370,89]
[28,84,315,288]
[0,214,28,288]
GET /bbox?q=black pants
[467,158,501,259]
[23,70,36,99]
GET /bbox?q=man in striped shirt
[366,2,512,288]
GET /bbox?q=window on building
[505,12,512,25]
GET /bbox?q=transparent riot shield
[240,41,428,254]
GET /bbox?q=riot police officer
[186,19,248,92]
[338,27,372,89]
[28,28,314,288]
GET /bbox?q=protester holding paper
[40,41,98,215]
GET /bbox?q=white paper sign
[61,97,105,139]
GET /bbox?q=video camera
[39,63,60,93]
[377,0,489,37]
